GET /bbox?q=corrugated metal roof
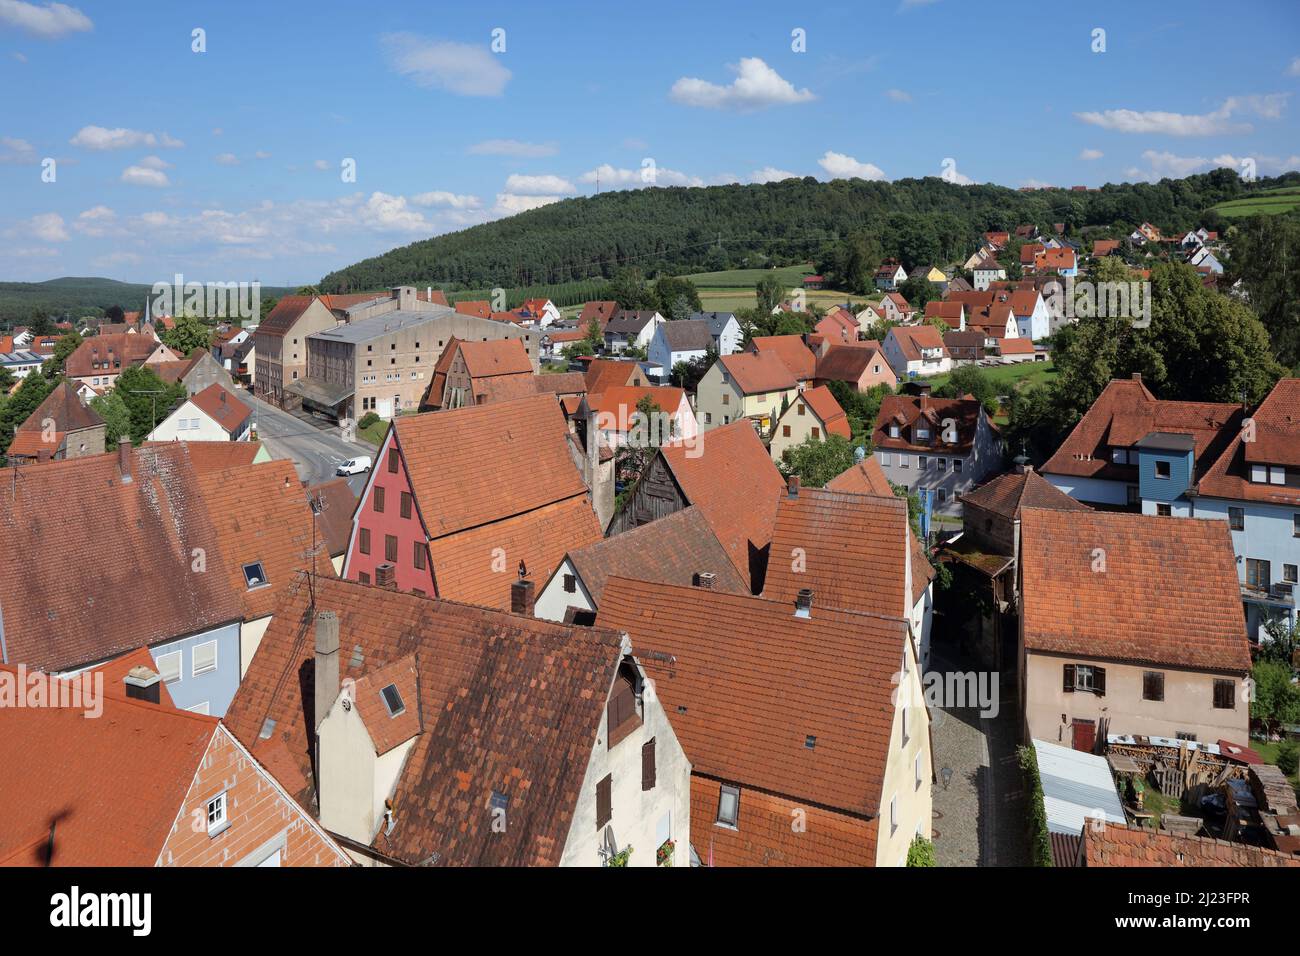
[309,306,455,344]
[1033,739,1127,836]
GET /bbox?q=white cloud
[1075,94,1289,136]
[577,164,704,189]
[73,204,117,236]
[0,0,92,39]
[503,173,576,195]
[1141,149,1210,178]
[139,211,176,228]
[254,150,271,159]
[670,57,814,111]
[120,164,170,187]
[1020,178,1055,189]
[411,190,482,209]
[137,154,171,170]
[749,166,799,184]
[381,33,511,96]
[12,51,26,62]
[313,159,330,170]
[0,135,36,164]
[884,88,912,103]
[215,152,239,166]
[1288,57,1300,77]
[1079,148,1104,160]
[1211,153,1300,175]
[69,125,184,150]
[92,250,143,269]
[817,150,886,181]
[493,193,563,216]
[25,211,68,242]
[467,139,557,157]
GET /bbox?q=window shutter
[1063,664,1075,693]
[1094,667,1106,697]
[596,774,612,829]
[642,738,656,791]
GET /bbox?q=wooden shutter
[400,491,412,519]
[1094,667,1106,697]
[1062,664,1075,693]
[387,448,399,473]
[641,738,656,791]
[595,774,612,829]
[608,673,635,738]
[359,527,371,555]
[373,486,385,513]
[385,534,398,562]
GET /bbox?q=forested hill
[319,170,1298,292]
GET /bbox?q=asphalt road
[233,389,373,494]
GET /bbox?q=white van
[336,456,373,476]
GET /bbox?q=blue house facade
[148,621,244,716]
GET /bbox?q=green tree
[1224,214,1300,368]
[602,268,659,311]
[260,295,279,323]
[161,313,214,356]
[670,346,717,392]
[90,390,131,450]
[756,273,785,314]
[779,433,857,487]
[42,331,83,376]
[114,365,186,444]
[891,480,922,537]
[935,364,998,415]
[897,276,938,312]
[0,369,58,455]
[653,276,702,317]
[1250,660,1300,735]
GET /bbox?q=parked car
[336,456,372,476]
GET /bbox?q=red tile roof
[789,385,851,439]
[960,468,1091,518]
[0,668,216,866]
[142,439,265,473]
[0,445,242,671]
[1092,239,1120,258]
[749,335,816,381]
[256,295,315,338]
[223,576,628,866]
[597,577,908,818]
[588,384,686,433]
[996,337,1035,354]
[924,300,964,328]
[815,344,888,384]
[64,333,167,378]
[1198,378,1300,506]
[1020,508,1250,674]
[874,394,984,454]
[660,421,785,582]
[459,337,532,378]
[188,383,252,435]
[888,325,948,363]
[578,300,617,329]
[721,349,800,394]
[1082,821,1300,867]
[583,358,641,395]
[453,300,491,319]
[827,456,894,497]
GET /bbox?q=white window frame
[915,754,923,790]
[716,785,740,829]
[192,640,218,677]
[206,790,229,836]
[890,794,898,836]
[157,649,182,684]
[879,452,891,466]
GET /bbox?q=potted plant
[656,839,675,867]
[606,846,632,867]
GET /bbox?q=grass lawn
[681,263,814,288]
[1138,784,1181,828]
[1210,185,1300,218]
[358,418,389,446]
[925,361,1058,395]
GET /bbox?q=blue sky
[1,0,1297,284]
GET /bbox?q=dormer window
[916,427,930,441]
[1111,448,1128,465]
[1251,465,1286,485]
[607,660,643,749]
[889,425,899,438]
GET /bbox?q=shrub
[1278,739,1299,778]
[358,411,380,430]
[1018,745,1053,866]
[906,835,935,867]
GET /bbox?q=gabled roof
[605,310,661,335]
[1020,508,1250,674]
[689,311,738,335]
[223,576,628,867]
[873,394,986,454]
[15,381,103,438]
[393,394,589,541]
[786,385,850,439]
[0,669,217,866]
[192,459,335,621]
[0,444,242,671]
[577,300,617,328]
[306,477,358,557]
[588,384,686,433]
[815,344,888,383]
[749,335,816,381]
[924,300,964,328]
[720,349,799,394]
[583,358,641,395]
[458,337,532,378]
[64,333,165,377]
[827,455,894,497]
[656,318,714,352]
[960,468,1091,518]
[597,577,908,818]
[1041,376,1240,482]
[888,324,948,363]
[188,383,252,434]
[1092,239,1120,257]
[559,505,746,605]
[1198,378,1300,506]
[764,487,920,616]
[256,295,316,338]
[1082,821,1300,868]
[659,421,785,582]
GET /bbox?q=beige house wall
[875,633,933,866]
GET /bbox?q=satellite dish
[854,446,866,462]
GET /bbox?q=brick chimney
[117,442,133,485]
[795,588,813,619]
[694,571,716,589]
[123,665,161,704]
[786,474,800,498]
[374,562,397,589]
[511,570,536,616]
[314,611,340,733]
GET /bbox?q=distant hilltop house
[801,274,826,290]
[874,261,907,291]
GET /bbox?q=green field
[1210,185,1300,218]
[925,360,1057,394]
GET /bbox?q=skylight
[381,683,405,717]
[242,561,268,589]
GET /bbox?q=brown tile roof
[960,468,1091,518]
[1198,379,1300,506]
[873,394,984,454]
[790,385,851,439]
[814,345,888,385]
[352,653,422,756]
[1082,821,1300,867]
[827,456,894,497]
[306,477,358,557]
[1041,376,1239,482]
[660,420,785,582]
[749,335,816,381]
[223,575,627,866]
[1020,242,1044,265]
[193,459,335,620]
[0,670,216,866]
[764,487,920,616]
[459,337,532,378]
[143,439,264,474]
[1034,247,1077,272]
[924,300,964,328]
[996,337,1035,354]
[1092,239,1120,257]
[533,371,586,396]
[888,325,948,363]
[256,295,315,338]
[588,384,686,433]
[597,577,908,817]
[64,333,166,378]
[1020,508,1250,673]
[720,350,800,394]
[14,381,103,438]
[453,300,491,319]
[394,394,589,540]
[0,445,242,671]
[188,383,252,434]
[558,505,747,605]
[578,300,617,329]
[583,358,641,395]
